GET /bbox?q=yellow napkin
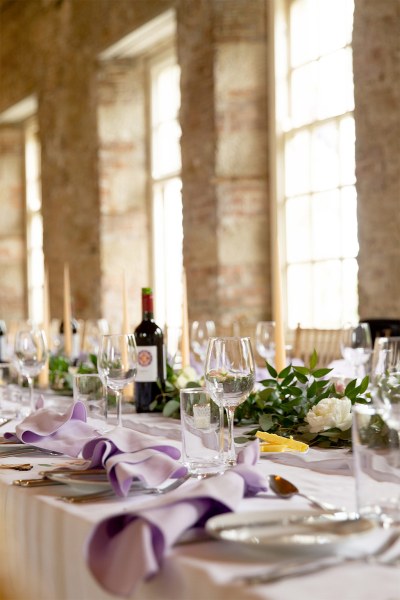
[256,431,309,453]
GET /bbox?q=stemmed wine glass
[97,334,138,428]
[340,323,372,379]
[204,337,255,466]
[255,321,276,363]
[191,320,216,365]
[14,327,48,415]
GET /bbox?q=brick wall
[0,0,399,334]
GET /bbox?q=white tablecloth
[0,413,399,600]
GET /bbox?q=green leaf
[162,399,180,418]
[234,436,252,444]
[259,413,274,431]
[278,365,292,379]
[309,349,318,370]
[266,362,278,378]
[312,368,332,378]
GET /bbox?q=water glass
[180,387,225,476]
[73,374,107,424]
[352,403,400,525]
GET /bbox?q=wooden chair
[292,323,343,367]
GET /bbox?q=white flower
[176,366,198,389]
[305,396,353,433]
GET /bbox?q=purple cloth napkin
[81,428,187,496]
[86,440,266,597]
[4,401,100,457]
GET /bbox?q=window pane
[152,120,181,178]
[339,116,356,185]
[291,63,317,126]
[316,0,354,56]
[312,260,342,328]
[310,122,339,191]
[317,48,354,120]
[342,258,359,324]
[311,190,340,260]
[152,64,180,124]
[285,130,310,196]
[287,263,313,328]
[341,185,358,257]
[290,0,318,67]
[285,195,311,262]
[28,214,43,249]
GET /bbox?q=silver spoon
[268,474,340,512]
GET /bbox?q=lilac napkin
[81,428,187,496]
[86,440,266,597]
[4,401,100,457]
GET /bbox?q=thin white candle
[181,269,190,369]
[63,263,72,357]
[38,265,50,388]
[122,270,129,335]
[273,243,286,373]
[121,270,133,398]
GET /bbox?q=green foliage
[235,351,370,448]
[49,353,98,394]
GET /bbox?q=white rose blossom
[176,366,199,389]
[305,396,353,433]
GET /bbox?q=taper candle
[180,269,190,369]
[273,244,286,373]
[63,263,72,357]
[38,266,50,388]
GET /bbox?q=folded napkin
[86,440,266,598]
[4,401,100,457]
[81,428,187,496]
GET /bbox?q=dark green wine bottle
[134,288,165,412]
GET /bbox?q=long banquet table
[0,410,399,600]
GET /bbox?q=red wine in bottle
[134,287,165,413]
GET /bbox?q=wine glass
[13,327,48,415]
[255,321,276,363]
[97,334,138,428]
[340,323,372,379]
[371,336,400,380]
[204,337,255,466]
[191,320,216,365]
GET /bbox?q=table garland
[48,350,373,449]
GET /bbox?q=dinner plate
[206,510,378,556]
[0,440,26,452]
[46,471,112,494]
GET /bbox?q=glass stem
[115,389,122,427]
[225,406,236,466]
[27,375,34,414]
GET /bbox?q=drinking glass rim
[208,336,251,341]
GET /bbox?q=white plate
[46,471,112,494]
[206,510,378,556]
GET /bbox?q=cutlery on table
[58,474,191,504]
[0,447,62,458]
[13,468,107,487]
[235,528,400,585]
[268,474,341,512]
[0,463,33,471]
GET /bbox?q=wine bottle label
[136,345,158,382]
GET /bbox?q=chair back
[292,324,343,367]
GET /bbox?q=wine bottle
[0,320,7,362]
[134,287,165,413]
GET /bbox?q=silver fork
[58,474,191,504]
[235,528,400,586]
